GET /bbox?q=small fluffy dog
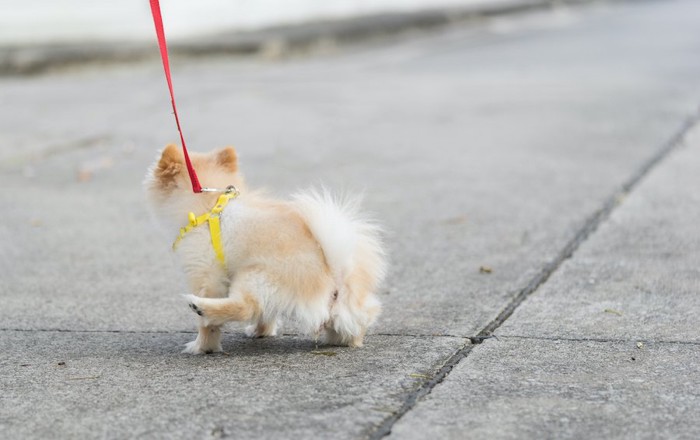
[145,145,387,354]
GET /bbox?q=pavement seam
[0,328,463,339]
[488,335,700,346]
[0,328,198,334]
[471,109,700,344]
[368,108,700,439]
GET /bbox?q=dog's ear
[155,144,183,183]
[215,146,238,172]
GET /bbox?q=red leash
[149,0,202,193]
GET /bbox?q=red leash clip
[149,0,202,193]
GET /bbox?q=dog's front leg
[183,323,223,354]
[183,281,228,355]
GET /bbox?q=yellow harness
[172,187,239,266]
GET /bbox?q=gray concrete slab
[389,338,700,439]
[495,125,700,342]
[1,0,700,438]
[379,2,700,435]
[2,0,700,337]
[1,331,465,439]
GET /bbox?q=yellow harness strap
[172,190,239,266]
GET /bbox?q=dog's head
[144,144,245,229]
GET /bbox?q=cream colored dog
[145,145,387,354]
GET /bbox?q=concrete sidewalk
[1,0,699,438]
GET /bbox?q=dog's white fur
[144,145,387,354]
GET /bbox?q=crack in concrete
[368,108,700,439]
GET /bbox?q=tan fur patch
[236,200,335,303]
[201,292,261,322]
[154,144,183,190]
[215,146,238,172]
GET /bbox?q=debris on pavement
[409,373,430,379]
[442,215,468,225]
[76,156,114,182]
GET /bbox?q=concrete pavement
[390,105,700,438]
[1,0,699,438]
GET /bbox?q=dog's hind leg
[323,279,382,348]
[187,292,260,327]
[185,270,266,328]
[245,314,279,338]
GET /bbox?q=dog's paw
[189,302,203,316]
[323,327,365,347]
[245,322,278,338]
[182,339,222,355]
[244,325,259,338]
[183,294,221,327]
[182,340,207,355]
[184,294,205,316]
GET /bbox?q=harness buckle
[200,185,239,194]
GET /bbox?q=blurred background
[0,0,497,45]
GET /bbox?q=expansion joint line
[368,107,700,440]
[499,335,700,346]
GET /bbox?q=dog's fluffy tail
[291,188,387,291]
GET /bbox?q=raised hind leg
[185,269,267,330]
